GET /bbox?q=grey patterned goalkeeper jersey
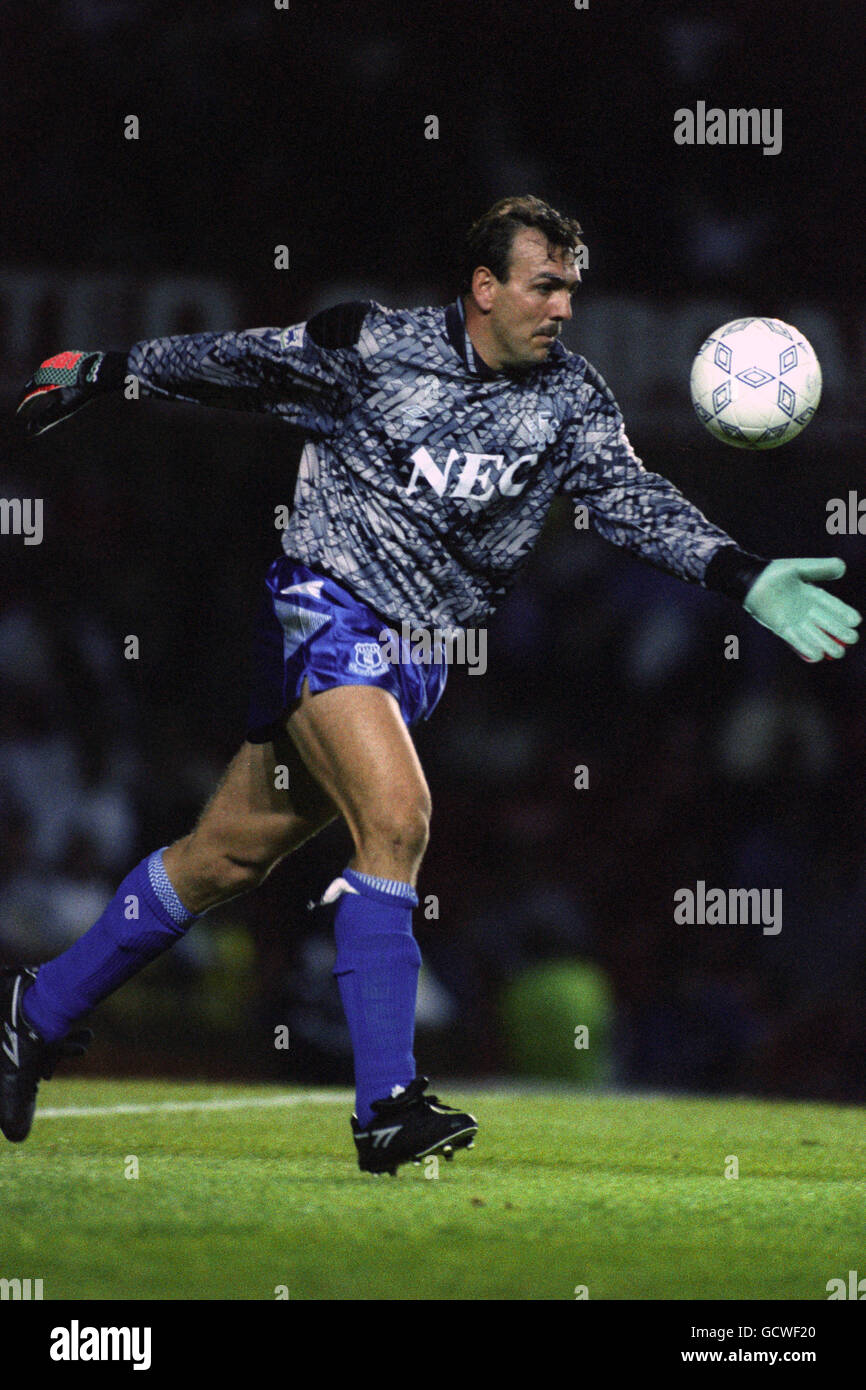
[127,296,737,627]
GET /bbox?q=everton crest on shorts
[347,640,390,677]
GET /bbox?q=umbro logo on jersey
[405,446,539,502]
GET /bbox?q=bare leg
[163,676,431,915]
[163,727,338,914]
[284,680,432,885]
[278,681,433,1130]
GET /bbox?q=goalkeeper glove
[743,557,861,661]
[16,350,126,440]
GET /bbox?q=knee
[357,789,432,867]
[218,852,273,895]
[179,834,276,902]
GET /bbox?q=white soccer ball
[689,317,822,449]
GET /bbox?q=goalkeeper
[2,196,860,1172]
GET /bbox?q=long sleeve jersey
[127,296,744,628]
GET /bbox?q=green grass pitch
[1,1079,863,1300]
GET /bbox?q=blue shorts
[246,557,448,740]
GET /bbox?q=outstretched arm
[560,365,861,659]
[16,301,373,440]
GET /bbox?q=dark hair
[459,195,584,295]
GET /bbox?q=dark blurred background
[2,0,865,1098]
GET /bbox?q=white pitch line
[37,1092,354,1120]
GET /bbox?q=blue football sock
[21,849,197,1042]
[330,867,421,1126]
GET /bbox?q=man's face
[474,227,581,371]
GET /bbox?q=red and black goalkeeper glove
[16,349,127,440]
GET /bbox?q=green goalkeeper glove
[743,557,861,661]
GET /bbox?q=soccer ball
[689,317,822,449]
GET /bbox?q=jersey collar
[445,297,500,380]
